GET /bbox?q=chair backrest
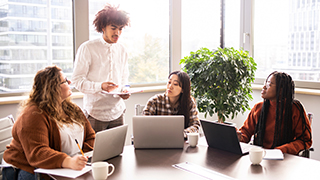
[307,112,313,125]
[135,104,145,116]
[299,112,314,158]
[0,115,14,178]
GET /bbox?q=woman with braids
[143,71,200,138]
[237,71,312,155]
[2,66,95,180]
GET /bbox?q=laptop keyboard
[240,142,252,152]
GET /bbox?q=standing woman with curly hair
[238,71,312,155]
[3,65,95,180]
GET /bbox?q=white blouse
[58,122,84,156]
[72,37,129,121]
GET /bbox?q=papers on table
[173,162,236,180]
[34,166,91,178]
[0,160,13,168]
[263,149,284,160]
[0,164,12,168]
[101,89,143,95]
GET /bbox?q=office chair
[0,115,15,179]
[131,104,145,145]
[135,104,145,116]
[298,112,314,158]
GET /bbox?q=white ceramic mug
[92,162,115,180]
[249,147,266,165]
[187,132,199,147]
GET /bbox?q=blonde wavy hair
[20,65,86,126]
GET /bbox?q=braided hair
[253,71,311,151]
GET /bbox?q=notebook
[132,115,184,149]
[200,119,252,155]
[84,124,128,163]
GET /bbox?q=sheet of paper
[263,149,284,160]
[101,89,143,95]
[34,166,91,178]
[0,164,12,168]
[173,162,236,180]
[0,160,13,168]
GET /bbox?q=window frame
[0,0,318,98]
[246,0,320,89]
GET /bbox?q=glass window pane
[0,0,73,92]
[88,0,169,85]
[181,0,220,58]
[225,0,240,48]
[254,0,320,82]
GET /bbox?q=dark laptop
[200,119,252,155]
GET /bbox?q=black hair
[93,3,130,33]
[253,71,311,153]
[168,71,191,128]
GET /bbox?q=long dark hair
[169,71,191,128]
[254,71,311,150]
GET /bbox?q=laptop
[84,124,128,163]
[200,119,252,155]
[132,115,184,149]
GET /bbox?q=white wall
[1,89,319,160]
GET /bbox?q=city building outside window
[253,0,320,83]
[0,0,73,92]
[0,0,319,94]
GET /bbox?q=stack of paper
[263,149,284,160]
[34,166,91,178]
[101,89,143,95]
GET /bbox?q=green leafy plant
[180,47,257,123]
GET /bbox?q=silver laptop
[84,124,128,163]
[132,115,184,149]
[200,119,253,155]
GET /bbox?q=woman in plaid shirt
[143,71,200,138]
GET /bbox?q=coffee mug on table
[92,162,115,180]
[187,132,199,147]
[249,147,266,165]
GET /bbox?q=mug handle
[108,164,115,176]
[262,149,266,158]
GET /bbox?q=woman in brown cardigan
[2,65,95,180]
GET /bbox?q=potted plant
[180,47,257,123]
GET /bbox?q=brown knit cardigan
[3,105,95,174]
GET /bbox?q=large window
[181,0,240,58]
[253,0,320,85]
[0,0,319,95]
[89,0,170,85]
[0,0,73,93]
[181,0,220,58]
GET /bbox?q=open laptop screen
[132,115,184,149]
[200,119,251,155]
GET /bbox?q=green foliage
[128,34,169,84]
[180,47,257,122]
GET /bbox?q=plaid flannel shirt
[143,93,200,137]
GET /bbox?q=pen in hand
[75,139,85,156]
